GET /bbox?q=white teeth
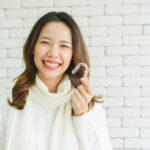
[44,62,60,67]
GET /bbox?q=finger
[80,78,94,96]
[71,93,80,108]
[74,89,86,104]
[84,76,88,81]
[77,85,90,102]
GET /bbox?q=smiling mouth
[43,60,62,65]
[42,60,62,70]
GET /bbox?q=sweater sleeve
[0,97,3,150]
[0,93,6,150]
[72,102,113,150]
[0,90,11,150]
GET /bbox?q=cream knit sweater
[0,75,113,150]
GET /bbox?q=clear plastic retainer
[72,62,89,78]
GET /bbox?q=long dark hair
[7,11,103,113]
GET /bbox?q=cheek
[34,49,45,67]
[34,46,47,60]
[63,51,72,63]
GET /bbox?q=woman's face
[34,21,73,80]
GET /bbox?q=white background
[0,0,150,149]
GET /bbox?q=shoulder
[0,89,12,147]
[0,89,12,127]
[0,89,12,114]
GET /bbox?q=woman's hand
[71,76,95,116]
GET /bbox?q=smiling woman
[0,12,113,150]
[33,21,73,93]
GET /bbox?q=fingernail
[80,77,84,81]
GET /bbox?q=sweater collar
[29,73,74,109]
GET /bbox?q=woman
[0,12,113,150]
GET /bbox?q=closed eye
[61,45,69,48]
[41,41,49,44]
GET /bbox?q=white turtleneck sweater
[31,98,113,150]
[0,75,113,150]
[0,91,113,150]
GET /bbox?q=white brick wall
[0,0,150,149]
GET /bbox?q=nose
[47,45,59,57]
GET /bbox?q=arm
[0,98,3,150]
[0,90,11,150]
[72,103,113,150]
[0,94,6,150]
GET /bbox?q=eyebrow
[40,36,71,44]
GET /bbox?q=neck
[38,73,64,93]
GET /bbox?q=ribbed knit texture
[0,74,113,150]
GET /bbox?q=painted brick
[81,26,107,36]
[123,35,150,45]
[89,16,122,26]
[125,97,150,107]
[88,0,122,5]
[54,0,87,6]
[107,118,122,127]
[140,67,150,75]
[0,19,22,28]
[124,138,150,148]
[140,45,150,55]
[124,56,150,65]
[0,69,7,77]
[72,6,104,16]
[108,107,141,117]
[140,128,150,137]
[90,67,105,77]
[0,29,9,38]
[7,68,24,77]
[22,0,53,7]
[107,66,139,76]
[91,36,122,46]
[90,56,122,66]
[88,47,104,56]
[123,118,150,127]
[106,5,138,15]
[8,48,23,58]
[6,9,37,18]
[141,108,150,117]
[106,46,139,55]
[109,128,139,137]
[0,59,22,68]
[142,88,150,96]
[108,25,142,35]
[90,77,121,86]
[10,29,30,38]
[110,139,123,148]
[0,49,7,58]
[0,0,21,8]
[124,15,150,24]
[123,0,150,4]
[0,39,23,48]
[37,7,71,17]
[104,97,124,107]
[0,78,14,88]
[123,77,150,86]
[73,17,88,26]
[107,87,140,97]
[0,10,5,18]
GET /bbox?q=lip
[43,63,61,70]
[43,60,62,64]
[42,60,62,70]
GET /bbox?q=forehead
[39,21,72,42]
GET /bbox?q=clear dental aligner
[72,62,89,78]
